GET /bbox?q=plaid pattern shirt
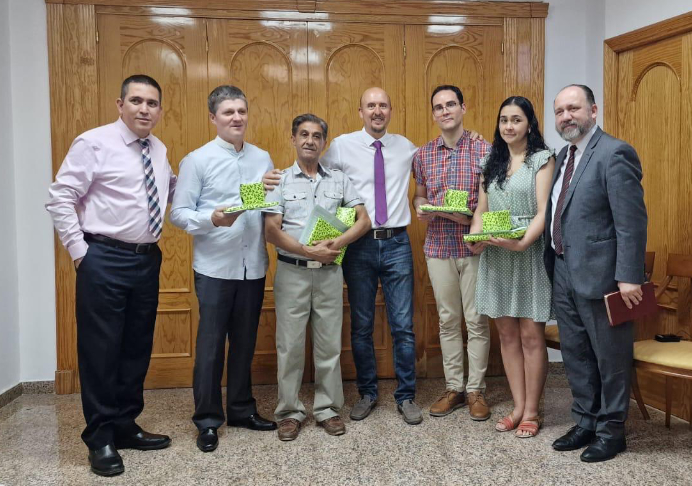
[413,130,490,258]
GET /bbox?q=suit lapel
[545,145,568,232]
[551,145,568,190]
[562,127,603,213]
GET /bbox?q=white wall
[10,0,56,383]
[605,0,691,38]
[0,0,21,395]
[5,0,691,383]
[543,0,605,152]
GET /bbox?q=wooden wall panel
[308,21,405,379]
[207,18,310,383]
[503,17,545,128]
[49,0,548,19]
[48,4,99,395]
[404,23,506,379]
[48,1,547,392]
[97,14,208,390]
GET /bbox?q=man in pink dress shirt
[46,75,176,477]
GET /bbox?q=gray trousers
[273,260,344,423]
[553,256,633,439]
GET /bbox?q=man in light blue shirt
[170,85,277,453]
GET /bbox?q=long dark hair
[482,96,548,192]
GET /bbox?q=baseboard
[0,384,22,409]
[548,362,566,375]
[0,381,55,410]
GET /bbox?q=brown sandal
[515,416,542,438]
[495,413,519,432]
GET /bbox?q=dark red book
[604,281,658,326]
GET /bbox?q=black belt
[368,227,406,240]
[84,233,158,254]
[277,253,332,268]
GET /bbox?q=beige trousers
[273,260,344,423]
[426,256,490,393]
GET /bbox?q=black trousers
[192,272,265,430]
[75,240,162,449]
[553,256,634,440]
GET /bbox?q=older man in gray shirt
[170,85,277,454]
[264,113,370,441]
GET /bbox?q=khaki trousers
[273,260,344,423]
[426,256,489,392]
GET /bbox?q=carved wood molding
[605,10,692,53]
[45,0,549,18]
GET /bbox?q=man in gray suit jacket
[544,85,647,463]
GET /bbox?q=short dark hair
[208,85,248,114]
[431,84,464,107]
[121,75,162,102]
[291,113,328,138]
[561,84,596,106]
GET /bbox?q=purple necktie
[372,140,388,226]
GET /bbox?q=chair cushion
[633,340,692,370]
[545,324,560,342]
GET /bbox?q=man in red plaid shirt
[412,85,492,421]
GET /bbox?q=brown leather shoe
[318,416,346,436]
[467,391,491,421]
[429,390,466,417]
[277,418,301,441]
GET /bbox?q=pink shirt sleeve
[167,160,177,202]
[45,137,98,261]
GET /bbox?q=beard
[556,117,595,142]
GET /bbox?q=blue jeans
[342,230,416,404]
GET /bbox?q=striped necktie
[138,138,163,239]
[552,145,577,255]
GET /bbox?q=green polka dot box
[223,182,279,213]
[463,210,527,242]
[299,205,356,265]
[419,189,472,216]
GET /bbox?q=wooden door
[52,3,547,394]
[308,22,406,380]
[206,19,310,383]
[97,14,209,388]
[404,24,506,377]
[607,26,692,420]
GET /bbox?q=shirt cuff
[200,210,217,231]
[68,240,89,261]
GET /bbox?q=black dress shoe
[88,444,124,477]
[580,436,626,463]
[227,414,277,431]
[196,428,218,453]
[114,430,172,450]
[552,425,596,451]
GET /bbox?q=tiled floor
[1,374,690,485]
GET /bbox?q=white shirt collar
[214,135,244,155]
[361,127,392,147]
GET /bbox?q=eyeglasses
[432,101,459,115]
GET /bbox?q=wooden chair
[544,251,656,351]
[631,253,692,428]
